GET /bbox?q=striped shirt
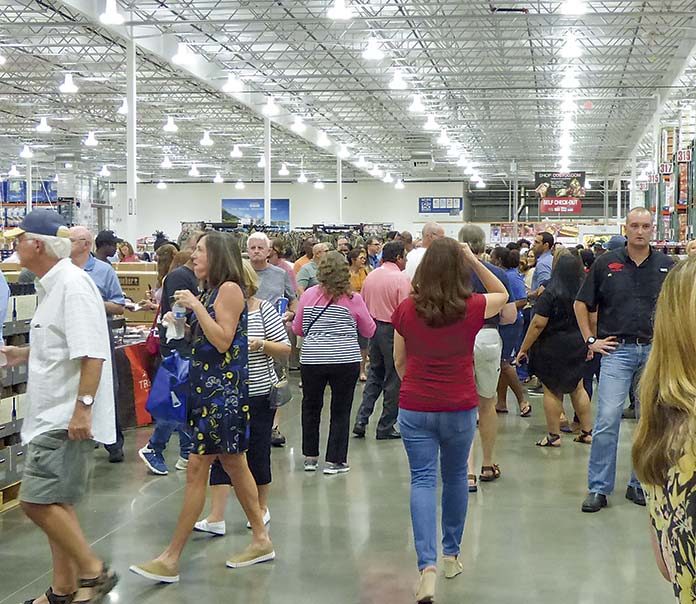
[292,286,376,365]
[248,300,291,397]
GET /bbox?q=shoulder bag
[145,305,161,356]
[259,301,293,409]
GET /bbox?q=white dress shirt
[21,258,116,445]
[404,247,427,280]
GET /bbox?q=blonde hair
[241,259,259,298]
[686,240,696,256]
[552,246,570,268]
[633,257,696,485]
[317,251,351,300]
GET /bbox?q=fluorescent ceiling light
[99,0,125,25]
[8,165,20,178]
[327,0,353,20]
[262,96,279,116]
[188,164,200,177]
[278,163,290,176]
[84,131,98,147]
[560,31,583,59]
[36,117,52,133]
[382,172,394,184]
[235,179,245,190]
[172,43,195,66]
[317,130,331,148]
[222,74,243,95]
[437,129,450,146]
[362,37,384,61]
[561,67,579,89]
[291,116,306,134]
[161,155,173,169]
[257,154,266,168]
[395,179,405,190]
[19,145,33,159]
[476,180,486,189]
[560,96,577,113]
[163,116,178,133]
[156,180,167,190]
[408,94,425,113]
[117,98,128,115]
[200,131,214,147]
[213,172,224,184]
[230,144,243,158]
[99,165,111,177]
[59,73,78,94]
[314,179,325,189]
[560,0,587,15]
[423,115,439,131]
[338,144,350,159]
[297,171,308,184]
[389,69,407,90]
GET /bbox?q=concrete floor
[0,380,673,604]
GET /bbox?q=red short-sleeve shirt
[392,293,486,413]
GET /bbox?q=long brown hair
[412,238,472,327]
[318,251,351,300]
[633,257,696,486]
[200,231,243,290]
[155,243,177,287]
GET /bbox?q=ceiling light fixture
[222,73,244,95]
[117,98,128,115]
[36,117,52,133]
[464,164,475,176]
[59,73,78,94]
[297,171,308,184]
[213,172,224,184]
[476,180,486,189]
[53,174,59,183]
[560,0,587,16]
[172,42,195,66]
[395,179,405,190]
[561,67,580,89]
[470,171,481,183]
[19,145,33,159]
[437,129,450,146]
[257,154,266,168]
[0,51,6,66]
[291,116,306,134]
[389,69,408,90]
[317,130,331,148]
[278,163,290,176]
[200,131,214,147]
[188,163,200,177]
[163,116,178,133]
[99,0,125,25]
[230,144,243,158]
[369,164,383,178]
[382,172,394,184]
[356,156,369,169]
[99,165,111,177]
[157,180,167,190]
[362,37,385,61]
[327,0,353,21]
[161,155,173,169]
[423,114,439,131]
[8,165,20,178]
[338,144,350,159]
[447,145,460,158]
[84,131,98,147]
[560,31,583,59]
[262,95,279,117]
[560,114,575,130]
[457,154,468,168]
[559,131,573,147]
[585,179,592,190]
[235,179,246,190]
[314,179,325,189]
[408,94,425,113]
[560,96,577,113]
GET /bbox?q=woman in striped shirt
[194,261,291,538]
[293,251,376,474]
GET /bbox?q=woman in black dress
[515,254,593,447]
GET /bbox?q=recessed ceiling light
[163,116,178,133]
[59,73,78,94]
[36,117,52,133]
[99,0,125,25]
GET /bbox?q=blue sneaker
[139,445,168,475]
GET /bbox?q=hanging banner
[534,172,586,199]
[221,198,290,230]
[539,197,583,214]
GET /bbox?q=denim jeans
[149,420,193,458]
[588,343,649,495]
[398,407,477,570]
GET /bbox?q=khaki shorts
[474,328,503,399]
[19,430,95,505]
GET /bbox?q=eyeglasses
[69,238,88,243]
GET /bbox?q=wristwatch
[77,395,95,406]
[586,337,597,347]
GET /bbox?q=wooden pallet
[0,481,20,513]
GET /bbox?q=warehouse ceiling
[1,0,696,187]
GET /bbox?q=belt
[375,319,392,325]
[481,324,498,330]
[617,336,652,346]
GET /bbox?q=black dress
[528,290,587,396]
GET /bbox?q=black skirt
[529,329,587,396]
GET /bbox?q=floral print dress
[647,450,696,603]
[188,287,250,455]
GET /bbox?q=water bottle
[171,302,186,340]
[276,297,289,316]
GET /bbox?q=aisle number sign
[648,173,660,184]
[418,197,463,214]
[659,163,674,175]
[677,149,693,163]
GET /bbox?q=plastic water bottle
[171,302,186,340]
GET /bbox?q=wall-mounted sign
[418,197,463,214]
[648,173,660,184]
[638,181,650,192]
[221,198,290,230]
[534,171,586,199]
[659,163,674,175]
[677,149,693,163]
[540,197,582,214]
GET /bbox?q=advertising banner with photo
[489,222,583,244]
[534,171,586,214]
[221,198,290,231]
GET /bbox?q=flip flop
[520,403,532,417]
[536,434,561,447]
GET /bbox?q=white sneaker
[175,457,189,470]
[246,508,271,529]
[193,519,226,536]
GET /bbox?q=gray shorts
[474,328,503,399]
[19,430,95,505]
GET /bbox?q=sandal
[519,403,532,418]
[574,430,593,444]
[479,464,501,482]
[25,588,75,604]
[73,565,119,604]
[536,433,561,447]
[495,407,509,414]
[468,474,478,493]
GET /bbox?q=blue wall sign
[418,197,463,214]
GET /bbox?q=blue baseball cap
[603,235,626,250]
[4,209,70,239]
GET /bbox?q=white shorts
[474,328,503,399]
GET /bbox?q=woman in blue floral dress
[131,232,274,584]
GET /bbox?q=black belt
[481,324,498,330]
[375,319,392,325]
[617,336,651,346]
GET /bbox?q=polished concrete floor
[0,380,673,604]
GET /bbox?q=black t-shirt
[159,265,199,355]
[575,246,673,340]
[534,289,579,338]
[471,261,511,327]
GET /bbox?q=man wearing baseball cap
[94,230,122,264]
[2,209,119,602]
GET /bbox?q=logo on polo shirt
[608,262,624,272]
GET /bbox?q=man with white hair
[404,222,445,279]
[297,242,329,296]
[2,209,118,603]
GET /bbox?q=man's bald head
[69,226,94,246]
[69,226,94,265]
[422,222,445,248]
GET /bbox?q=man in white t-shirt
[2,209,118,603]
[404,222,445,279]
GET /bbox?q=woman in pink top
[292,251,375,475]
[392,238,508,603]
[269,238,298,294]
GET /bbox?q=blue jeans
[398,408,477,570]
[149,420,193,458]
[588,343,649,495]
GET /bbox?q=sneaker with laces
[323,462,350,475]
[175,456,189,471]
[193,518,226,536]
[138,445,168,475]
[304,458,319,472]
[246,507,271,529]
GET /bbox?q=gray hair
[458,224,486,255]
[247,232,271,248]
[30,233,72,260]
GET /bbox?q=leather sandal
[24,588,75,604]
[479,464,501,482]
[73,565,119,604]
[573,430,593,444]
[468,474,478,493]
[536,433,561,447]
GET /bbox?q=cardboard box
[0,397,13,425]
[113,262,156,273]
[13,394,26,421]
[9,444,26,481]
[0,448,9,486]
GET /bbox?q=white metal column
[264,118,271,225]
[125,34,137,241]
[629,156,638,209]
[603,173,609,225]
[337,157,343,224]
[26,158,32,213]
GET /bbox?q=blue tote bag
[145,352,190,424]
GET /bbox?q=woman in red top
[392,238,508,604]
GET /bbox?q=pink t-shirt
[361,262,412,323]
